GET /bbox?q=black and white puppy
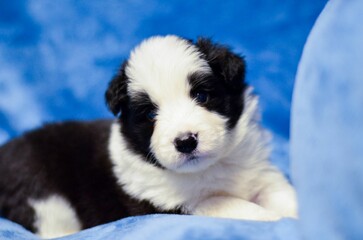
[0,35,297,238]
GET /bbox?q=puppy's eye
[193,91,209,104]
[147,111,157,121]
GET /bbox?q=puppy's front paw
[256,186,298,219]
[192,196,282,221]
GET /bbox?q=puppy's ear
[196,38,246,93]
[105,61,128,116]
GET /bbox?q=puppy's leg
[29,195,82,239]
[253,172,298,218]
[192,196,280,221]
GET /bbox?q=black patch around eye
[188,72,225,102]
[119,92,164,169]
[188,72,217,92]
[188,71,244,130]
[130,93,158,121]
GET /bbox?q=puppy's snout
[174,133,198,154]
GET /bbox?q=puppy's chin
[163,154,220,173]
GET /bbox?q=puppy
[0,35,297,238]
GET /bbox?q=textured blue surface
[0,218,38,240]
[0,215,299,240]
[291,0,363,239]
[56,215,299,240]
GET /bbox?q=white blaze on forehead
[125,35,211,105]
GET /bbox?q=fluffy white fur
[29,195,81,238]
[109,89,297,220]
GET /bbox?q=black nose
[174,133,198,154]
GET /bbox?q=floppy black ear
[105,61,129,116]
[195,38,247,93]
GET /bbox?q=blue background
[0,0,326,168]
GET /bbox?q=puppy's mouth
[173,152,214,172]
[184,154,201,164]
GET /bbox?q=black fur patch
[194,38,247,129]
[106,62,164,168]
[120,92,164,169]
[105,61,129,117]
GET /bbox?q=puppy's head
[106,35,246,173]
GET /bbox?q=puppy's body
[0,36,297,238]
[0,120,179,237]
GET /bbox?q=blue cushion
[291,0,363,239]
[1,215,299,240]
[0,218,38,240]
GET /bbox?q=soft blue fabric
[0,218,38,240]
[56,215,299,240]
[0,215,299,240]
[291,0,363,239]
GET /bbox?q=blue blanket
[291,0,363,239]
[1,215,299,240]
[2,0,363,239]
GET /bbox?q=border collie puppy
[0,35,297,238]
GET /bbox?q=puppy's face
[106,36,246,173]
